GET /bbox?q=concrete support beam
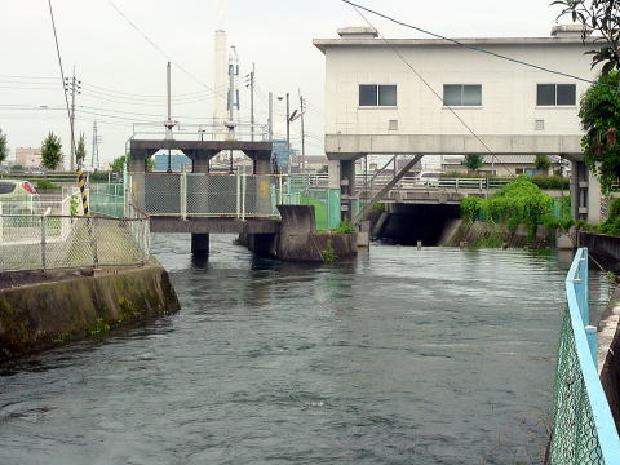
[325,133,584,160]
[191,233,209,257]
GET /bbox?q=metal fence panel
[0,213,150,272]
[549,248,620,465]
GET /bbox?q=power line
[107,0,217,93]
[47,0,75,159]
[339,0,600,86]
[349,3,508,171]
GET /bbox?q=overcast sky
[1,0,565,167]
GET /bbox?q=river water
[0,235,613,465]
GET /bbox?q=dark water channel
[0,235,613,465]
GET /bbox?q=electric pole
[164,61,176,173]
[299,89,306,174]
[268,92,274,141]
[227,46,239,174]
[64,70,80,171]
[91,120,99,170]
[248,63,255,142]
[286,92,290,173]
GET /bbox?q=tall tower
[213,30,228,137]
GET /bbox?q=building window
[359,84,397,107]
[443,84,482,106]
[536,84,576,106]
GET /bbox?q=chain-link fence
[548,248,620,465]
[0,208,150,272]
[131,173,285,218]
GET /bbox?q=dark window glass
[443,85,462,106]
[537,84,556,106]
[463,85,482,106]
[557,84,576,106]
[359,85,378,106]
[0,182,16,194]
[378,85,397,106]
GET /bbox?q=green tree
[552,0,619,74]
[580,70,620,192]
[40,132,63,170]
[0,128,7,164]
[110,155,126,173]
[535,155,552,172]
[75,133,86,167]
[464,154,483,172]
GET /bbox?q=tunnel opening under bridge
[374,203,461,247]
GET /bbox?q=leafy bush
[461,196,484,222]
[89,171,115,182]
[609,198,620,219]
[579,70,620,193]
[529,176,570,190]
[600,199,620,236]
[334,221,355,234]
[370,202,385,213]
[460,176,554,234]
[34,179,59,190]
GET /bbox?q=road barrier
[549,248,620,465]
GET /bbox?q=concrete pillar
[588,168,603,224]
[193,158,210,173]
[340,159,355,222]
[191,233,209,257]
[328,159,341,189]
[571,160,590,222]
[254,158,271,175]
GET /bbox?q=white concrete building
[314,25,602,221]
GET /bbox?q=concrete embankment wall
[241,205,357,263]
[442,221,570,249]
[0,261,179,360]
[599,286,620,432]
[580,232,620,272]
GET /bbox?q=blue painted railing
[549,248,620,465]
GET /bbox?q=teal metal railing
[549,248,620,465]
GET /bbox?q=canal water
[0,235,613,465]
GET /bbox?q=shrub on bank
[529,176,570,191]
[600,199,620,236]
[34,179,59,190]
[460,176,554,235]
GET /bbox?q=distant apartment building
[15,147,41,168]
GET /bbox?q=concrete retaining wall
[580,232,620,272]
[240,205,357,263]
[599,286,620,432]
[0,261,179,360]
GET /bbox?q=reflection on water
[0,234,613,465]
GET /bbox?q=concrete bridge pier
[571,160,603,223]
[191,233,210,258]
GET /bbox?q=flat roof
[313,36,596,54]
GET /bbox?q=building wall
[323,43,596,139]
[15,148,41,168]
